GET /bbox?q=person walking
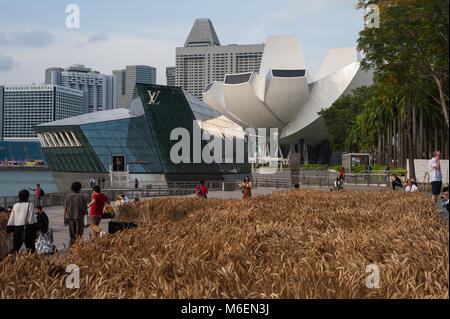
[239,176,252,199]
[89,177,95,189]
[195,181,208,199]
[101,178,106,189]
[64,181,88,247]
[6,189,37,254]
[428,151,442,203]
[87,185,109,237]
[29,184,43,207]
[339,168,345,181]
[134,178,139,189]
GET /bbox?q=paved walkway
[46,206,108,251]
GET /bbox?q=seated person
[441,187,449,213]
[116,193,130,205]
[405,179,419,192]
[391,175,403,190]
[334,178,343,191]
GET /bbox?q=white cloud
[0,30,55,47]
[88,34,108,44]
[0,52,18,72]
[0,30,176,85]
[264,11,297,25]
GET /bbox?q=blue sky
[0,0,365,85]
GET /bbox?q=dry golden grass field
[0,190,448,298]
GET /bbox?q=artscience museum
[203,36,374,165]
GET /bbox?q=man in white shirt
[428,151,442,202]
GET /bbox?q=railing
[0,174,394,208]
[292,173,392,188]
[168,175,391,192]
[0,186,196,208]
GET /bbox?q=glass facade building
[35,84,249,183]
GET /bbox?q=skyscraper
[113,65,157,109]
[166,67,176,87]
[176,19,265,99]
[45,64,117,112]
[0,84,84,141]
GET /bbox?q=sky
[0,0,366,85]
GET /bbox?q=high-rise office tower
[0,86,4,140]
[113,65,157,109]
[175,19,265,99]
[166,67,176,87]
[0,84,84,141]
[45,64,117,112]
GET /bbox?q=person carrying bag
[6,189,37,254]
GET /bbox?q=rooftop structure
[176,19,264,99]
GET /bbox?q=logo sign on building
[147,90,161,105]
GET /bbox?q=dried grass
[0,213,12,259]
[0,190,448,298]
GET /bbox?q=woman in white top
[405,179,419,192]
[7,189,37,254]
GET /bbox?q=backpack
[40,188,45,197]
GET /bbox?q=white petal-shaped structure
[202,35,374,148]
[281,63,374,144]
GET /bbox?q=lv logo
[147,90,161,105]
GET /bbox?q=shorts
[431,181,442,195]
[90,215,102,226]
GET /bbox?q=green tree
[319,86,373,152]
[357,0,449,127]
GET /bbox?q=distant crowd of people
[89,177,106,189]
